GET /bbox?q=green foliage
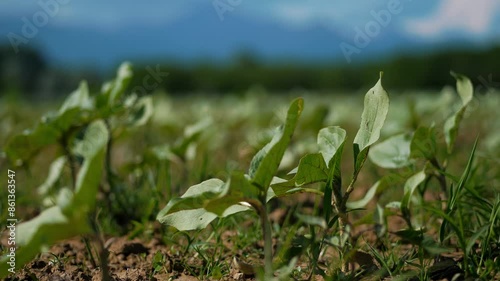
[0,121,109,278]
[2,63,499,280]
[353,72,390,176]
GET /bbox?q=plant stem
[61,136,77,188]
[262,207,273,277]
[331,185,351,272]
[430,158,447,195]
[252,199,273,278]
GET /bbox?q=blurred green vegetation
[1,45,500,99]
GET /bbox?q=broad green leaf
[5,123,62,163]
[269,177,323,200]
[204,172,259,216]
[156,178,250,231]
[248,98,303,193]
[317,126,347,222]
[451,71,473,106]
[410,126,437,160]
[158,208,218,232]
[353,73,390,176]
[444,73,474,153]
[157,179,224,216]
[101,62,133,106]
[0,207,90,277]
[318,126,347,167]
[0,121,108,278]
[401,169,426,219]
[66,121,109,215]
[292,153,328,186]
[38,156,67,196]
[369,133,412,168]
[59,81,92,114]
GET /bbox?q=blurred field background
[1,0,500,225]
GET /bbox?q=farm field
[1,64,500,280]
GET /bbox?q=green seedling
[273,73,389,272]
[157,97,304,279]
[1,63,153,279]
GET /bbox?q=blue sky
[2,0,497,38]
[1,1,499,69]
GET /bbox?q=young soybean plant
[273,72,389,273]
[157,98,303,279]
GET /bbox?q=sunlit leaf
[318,126,346,167]
[59,81,92,114]
[0,121,108,277]
[369,133,412,168]
[38,156,67,196]
[444,72,474,153]
[401,169,426,219]
[353,73,390,176]
[249,98,303,194]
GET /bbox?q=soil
[2,196,489,281]
[4,234,259,281]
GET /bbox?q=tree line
[1,45,499,99]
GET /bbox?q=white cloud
[405,0,500,37]
[243,1,372,31]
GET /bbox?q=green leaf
[369,133,412,168]
[410,126,437,160]
[248,98,303,194]
[290,153,328,186]
[204,172,259,216]
[67,121,109,215]
[0,121,108,278]
[353,72,390,176]
[5,122,62,163]
[101,62,133,106]
[157,179,224,215]
[450,71,473,106]
[0,207,90,277]
[59,81,92,114]
[318,126,347,167]
[320,127,347,222]
[444,72,474,153]
[37,156,67,196]
[156,178,250,231]
[401,169,426,219]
